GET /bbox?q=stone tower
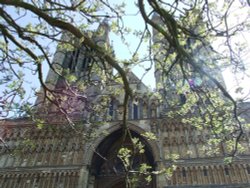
[35,19,112,116]
[0,18,250,188]
[46,19,111,88]
[152,13,225,107]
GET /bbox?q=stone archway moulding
[83,122,161,167]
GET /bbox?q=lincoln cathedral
[0,17,250,188]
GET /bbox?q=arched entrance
[90,128,156,188]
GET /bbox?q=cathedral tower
[35,20,112,114]
[45,19,111,89]
[152,13,225,107]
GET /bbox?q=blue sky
[1,0,250,113]
[108,0,250,98]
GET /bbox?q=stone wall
[0,117,250,188]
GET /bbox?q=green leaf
[141,132,157,140]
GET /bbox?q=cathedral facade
[0,20,250,188]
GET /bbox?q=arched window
[182,168,186,177]
[81,47,93,73]
[108,99,114,120]
[203,168,208,176]
[133,103,138,119]
[224,167,229,175]
[62,50,80,72]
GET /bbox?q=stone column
[78,165,89,188]
[156,161,168,188]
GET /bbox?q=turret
[94,18,110,47]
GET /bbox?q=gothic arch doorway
[90,128,156,188]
